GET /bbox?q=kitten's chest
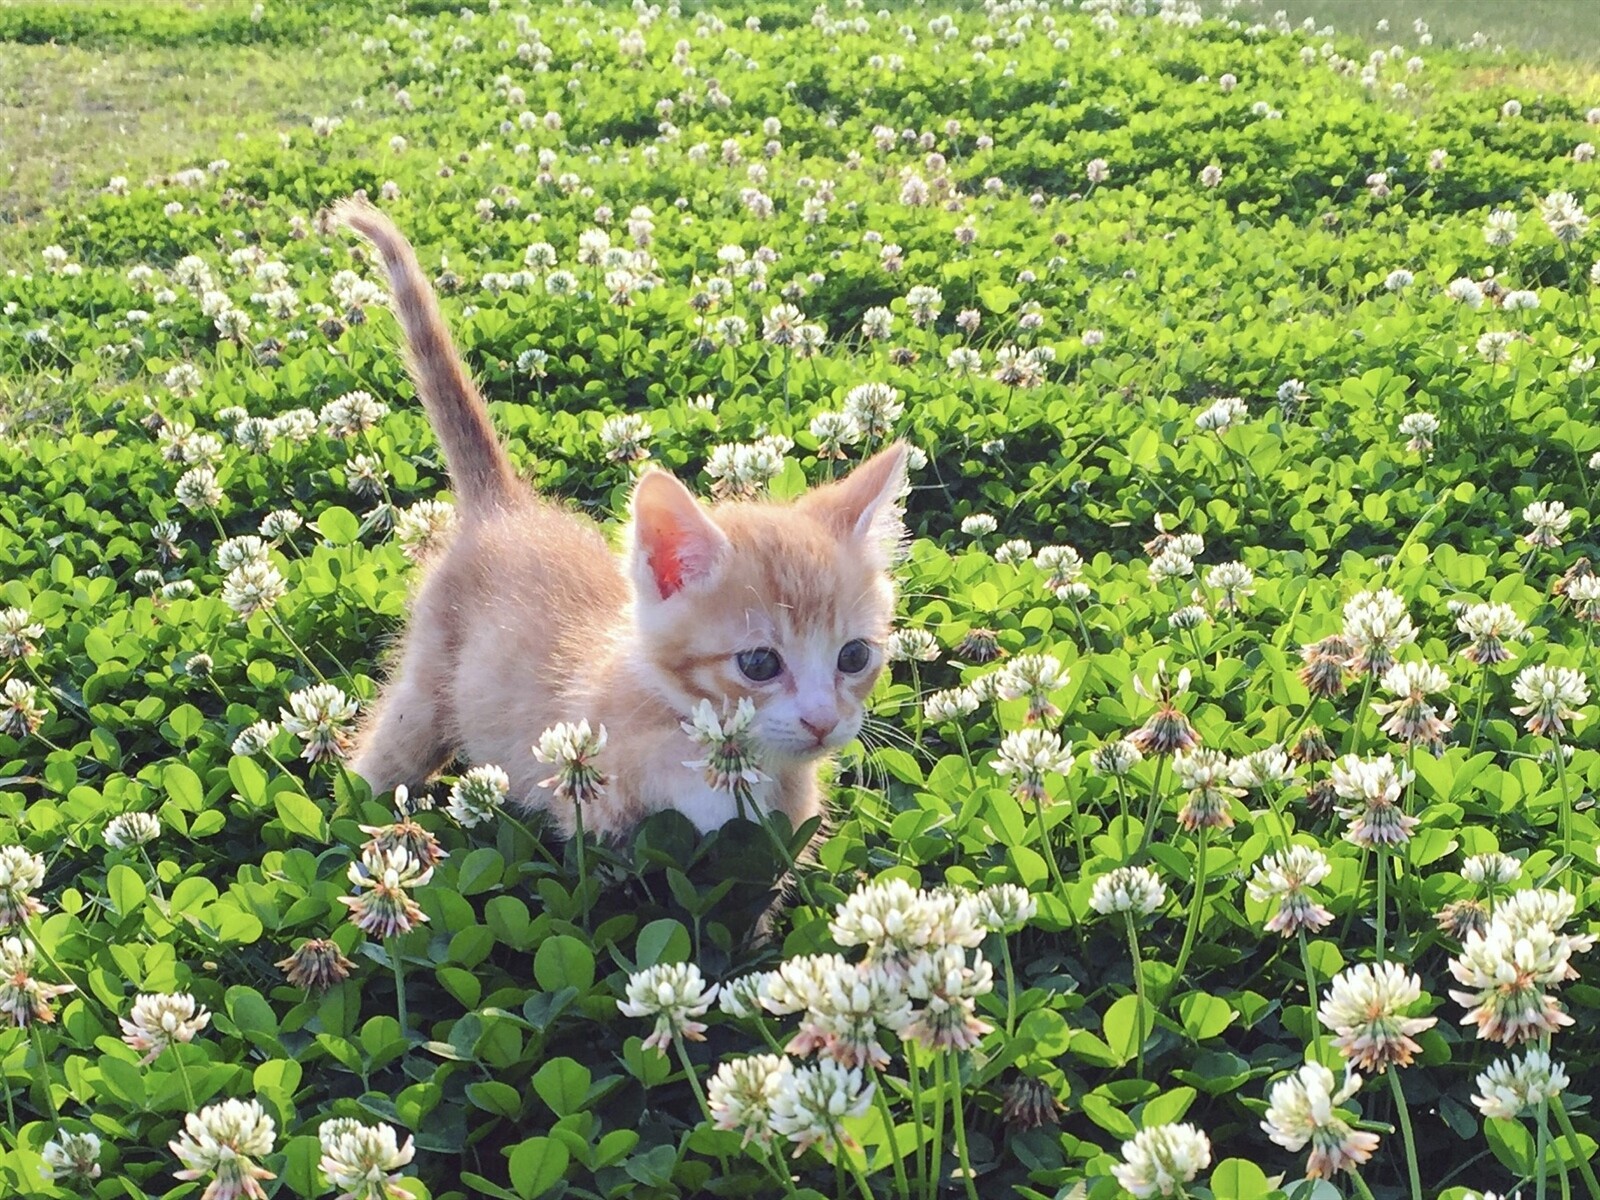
[660,774,778,834]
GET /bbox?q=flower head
[1319,963,1437,1072]
[1511,665,1588,738]
[1090,866,1166,917]
[1330,754,1418,848]
[531,719,609,816]
[1523,501,1572,550]
[1299,635,1354,698]
[1261,1060,1379,1178]
[1,678,48,738]
[830,878,984,978]
[768,1059,874,1159]
[1458,603,1525,666]
[41,1130,103,1183]
[1129,662,1200,755]
[680,700,764,808]
[0,846,46,928]
[1247,845,1334,936]
[1343,590,1417,677]
[1372,660,1455,746]
[1472,1048,1569,1119]
[169,1098,276,1200]
[975,884,1036,932]
[709,1054,790,1147]
[447,764,509,828]
[0,936,74,1025]
[120,992,212,1064]
[991,728,1073,804]
[339,846,432,938]
[276,938,355,991]
[994,653,1067,722]
[280,684,359,763]
[618,962,719,1053]
[0,608,44,660]
[1173,748,1240,830]
[1113,1123,1212,1197]
[317,1118,415,1200]
[766,953,911,1068]
[902,944,994,1051]
[1091,738,1144,777]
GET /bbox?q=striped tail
[333,198,519,513]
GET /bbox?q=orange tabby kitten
[335,199,907,838]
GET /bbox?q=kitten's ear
[628,470,730,600]
[803,441,909,563]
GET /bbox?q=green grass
[0,5,378,248]
[1243,0,1600,62]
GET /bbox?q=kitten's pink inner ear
[631,471,729,599]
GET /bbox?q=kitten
[334,199,908,839]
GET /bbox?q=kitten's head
[626,443,908,763]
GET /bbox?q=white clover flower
[1483,209,1519,247]
[1342,589,1417,677]
[767,953,911,1068]
[1463,853,1521,887]
[1384,268,1414,291]
[340,845,432,938]
[1247,845,1333,936]
[1510,664,1588,737]
[0,846,46,928]
[1,678,48,739]
[679,700,764,806]
[1091,866,1166,917]
[975,883,1036,932]
[1195,396,1248,432]
[120,992,211,1064]
[924,687,979,723]
[216,535,271,572]
[447,764,509,828]
[175,466,223,511]
[168,1099,276,1199]
[995,653,1067,722]
[960,513,998,538]
[1230,745,1295,789]
[618,962,718,1053]
[1091,738,1144,777]
[232,720,279,758]
[841,382,903,438]
[1319,963,1436,1072]
[317,1117,416,1200]
[1261,1060,1379,1178]
[708,1053,790,1147]
[768,1059,874,1158]
[1330,753,1417,847]
[808,411,861,458]
[104,812,160,850]
[887,629,940,662]
[1113,1123,1212,1197]
[1472,1048,1569,1120]
[534,720,609,809]
[280,684,359,763]
[598,413,652,463]
[41,1130,103,1183]
[991,728,1072,804]
[1541,190,1590,244]
[1373,659,1455,745]
[319,390,390,437]
[1450,917,1588,1044]
[392,499,457,559]
[1399,412,1438,453]
[993,538,1032,565]
[1446,277,1486,307]
[1522,500,1571,549]
[830,878,984,978]
[0,608,45,660]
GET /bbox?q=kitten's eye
[837,639,872,674]
[737,647,784,682]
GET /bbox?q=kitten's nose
[799,717,837,744]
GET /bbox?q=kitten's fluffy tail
[333,198,519,512]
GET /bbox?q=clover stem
[28,1023,60,1128]
[388,935,409,1033]
[1172,825,1208,982]
[948,1053,981,1200]
[867,1062,910,1200]
[1552,1097,1600,1200]
[1386,1069,1423,1200]
[1124,912,1148,1081]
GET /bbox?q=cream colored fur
[336,199,906,839]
